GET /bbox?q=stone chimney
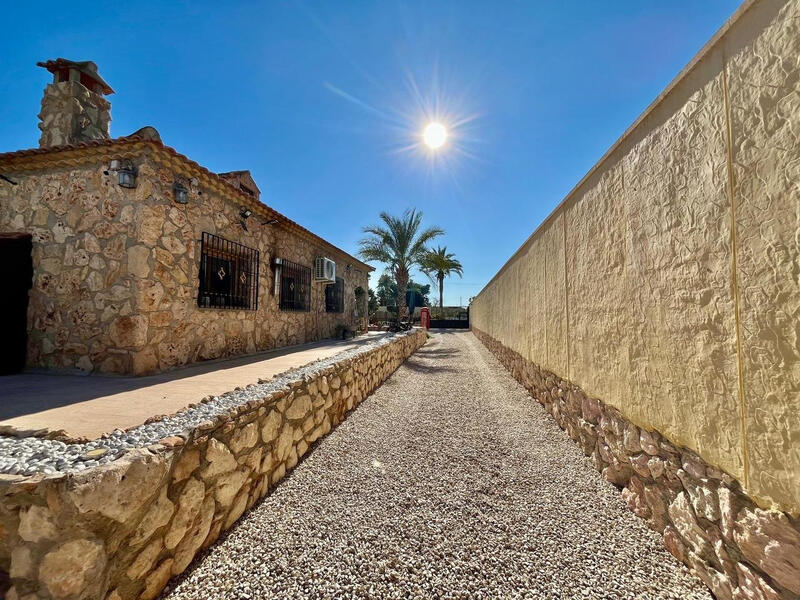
[36,59,114,148]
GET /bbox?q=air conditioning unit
[314,257,336,283]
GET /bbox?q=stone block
[171,495,214,575]
[10,545,35,579]
[734,562,782,600]
[141,558,174,600]
[229,422,258,455]
[201,439,237,480]
[285,394,312,420]
[275,426,294,462]
[734,507,800,595]
[38,539,106,599]
[68,450,168,524]
[126,245,150,278]
[130,487,174,547]
[260,410,282,443]
[172,449,200,483]
[165,477,205,550]
[18,504,58,543]
[668,492,713,560]
[127,536,162,581]
[214,470,248,510]
[109,314,148,349]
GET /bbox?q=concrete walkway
[0,334,384,440]
[160,330,710,600]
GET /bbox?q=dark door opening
[0,233,33,375]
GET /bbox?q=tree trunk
[395,268,409,320]
[438,274,444,318]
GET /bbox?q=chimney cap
[37,58,114,95]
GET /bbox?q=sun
[423,122,447,149]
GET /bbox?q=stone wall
[473,327,800,600]
[0,328,426,600]
[0,149,370,375]
[469,0,800,516]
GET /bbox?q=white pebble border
[0,332,411,477]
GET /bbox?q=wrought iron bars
[325,277,344,313]
[197,232,260,310]
[277,258,311,312]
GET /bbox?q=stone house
[0,59,373,375]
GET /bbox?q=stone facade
[0,141,371,375]
[0,328,426,600]
[470,0,800,516]
[474,328,800,600]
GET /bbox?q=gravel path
[161,330,711,600]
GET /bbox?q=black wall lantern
[173,181,189,204]
[239,206,252,231]
[118,163,137,188]
[110,159,137,188]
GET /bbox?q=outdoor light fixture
[173,181,189,204]
[238,206,253,231]
[109,159,137,188]
[117,160,137,188]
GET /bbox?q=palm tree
[422,245,463,317]
[358,209,443,319]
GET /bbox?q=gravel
[0,332,412,477]
[160,330,711,600]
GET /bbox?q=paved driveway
[160,330,710,600]
[0,334,384,440]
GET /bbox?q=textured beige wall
[471,0,799,514]
[725,0,800,514]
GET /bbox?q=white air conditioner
[314,257,336,283]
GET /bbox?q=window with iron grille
[197,232,259,310]
[325,277,344,313]
[278,259,311,311]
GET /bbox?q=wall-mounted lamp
[118,162,137,188]
[238,206,253,231]
[173,181,189,204]
[109,159,137,188]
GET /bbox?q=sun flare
[423,122,447,149]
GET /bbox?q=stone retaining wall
[473,327,800,600]
[0,329,426,600]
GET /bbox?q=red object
[420,307,430,330]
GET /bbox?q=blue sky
[1,0,741,306]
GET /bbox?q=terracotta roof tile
[0,136,373,272]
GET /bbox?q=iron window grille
[325,277,345,313]
[278,259,311,312]
[197,232,259,310]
